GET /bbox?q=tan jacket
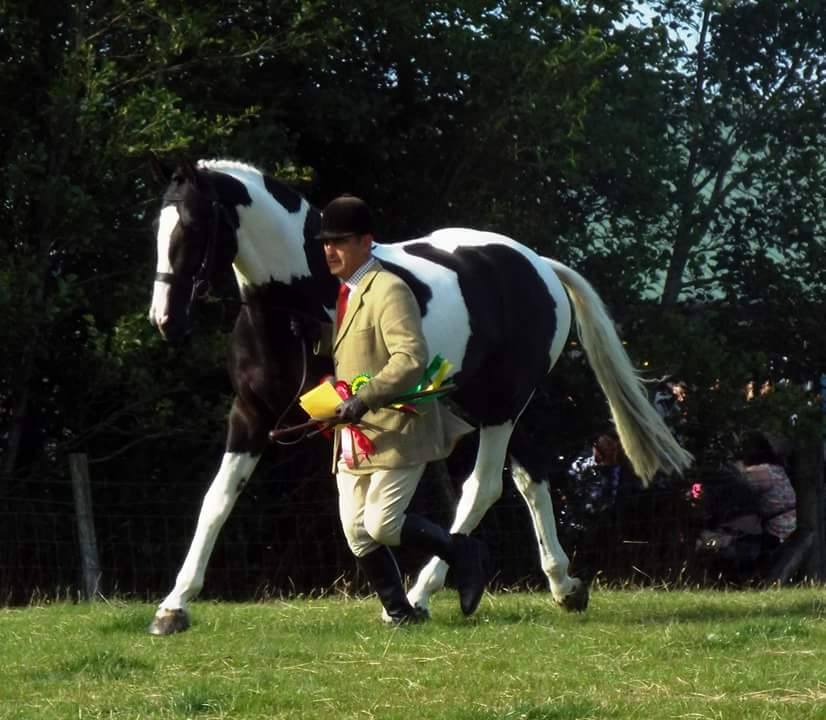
[327,262,472,474]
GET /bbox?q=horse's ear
[149,153,172,184]
[178,156,200,186]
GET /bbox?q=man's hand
[335,396,368,424]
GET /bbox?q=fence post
[69,453,101,600]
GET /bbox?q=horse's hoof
[557,579,589,612]
[148,608,191,636]
[381,605,431,625]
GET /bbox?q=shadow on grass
[615,597,826,625]
[478,607,566,625]
[431,591,826,631]
[450,700,614,720]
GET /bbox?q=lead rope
[271,329,311,446]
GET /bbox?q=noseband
[154,197,232,304]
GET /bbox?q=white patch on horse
[234,202,312,287]
[418,231,573,362]
[373,243,472,374]
[199,161,313,289]
[149,205,179,329]
[510,455,578,601]
[379,228,572,376]
[159,451,261,612]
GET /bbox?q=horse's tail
[545,258,693,486]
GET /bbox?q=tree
[641,0,825,305]
[0,0,296,493]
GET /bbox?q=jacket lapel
[334,266,381,350]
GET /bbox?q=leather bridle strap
[154,271,180,285]
[191,199,224,300]
[154,198,228,303]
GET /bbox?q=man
[314,194,491,624]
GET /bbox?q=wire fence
[0,460,712,606]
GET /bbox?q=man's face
[323,234,373,280]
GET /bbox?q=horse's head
[148,157,237,343]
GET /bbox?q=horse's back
[373,228,572,423]
[374,227,570,347]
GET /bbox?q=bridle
[154,195,232,304]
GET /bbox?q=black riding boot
[400,514,492,616]
[357,546,427,625]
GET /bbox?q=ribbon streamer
[334,380,375,468]
[294,356,457,464]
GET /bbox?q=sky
[625,1,700,53]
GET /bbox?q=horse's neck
[233,218,306,286]
[234,219,337,323]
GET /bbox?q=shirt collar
[344,256,378,291]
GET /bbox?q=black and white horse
[147,158,692,634]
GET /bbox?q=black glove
[335,395,368,424]
[289,315,322,341]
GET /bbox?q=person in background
[653,378,689,443]
[564,428,641,579]
[735,430,797,553]
[567,429,635,516]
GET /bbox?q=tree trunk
[660,223,695,306]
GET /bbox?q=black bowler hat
[316,195,374,240]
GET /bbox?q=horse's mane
[196,158,308,219]
[197,158,263,176]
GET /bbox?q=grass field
[4,587,826,720]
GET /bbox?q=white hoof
[555,578,590,612]
[148,608,191,635]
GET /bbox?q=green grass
[3,587,826,719]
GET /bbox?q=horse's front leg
[406,423,512,615]
[148,451,260,635]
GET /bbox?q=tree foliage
[641,0,826,306]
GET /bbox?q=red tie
[336,283,350,328]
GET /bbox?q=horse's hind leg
[406,423,512,613]
[148,451,260,635]
[509,455,588,611]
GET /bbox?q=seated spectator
[691,464,764,580]
[735,430,797,552]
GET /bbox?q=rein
[265,305,336,446]
[270,333,311,446]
